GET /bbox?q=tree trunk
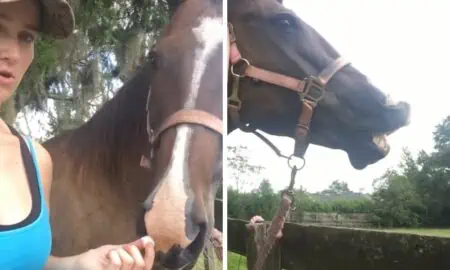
[116,27,147,83]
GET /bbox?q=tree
[227,145,265,191]
[321,180,351,196]
[370,115,450,227]
[433,115,450,152]
[372,173,425,227]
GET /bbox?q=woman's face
[0,0,39,105]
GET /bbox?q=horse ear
[167,0,182,17]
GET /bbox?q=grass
[379,228,450,238]
[192,249,223,270]
[227,251,247,270]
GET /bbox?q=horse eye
[148,48,160,69]
[273,14,297,32]
[278,19,291,27]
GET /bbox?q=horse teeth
[373,134,389,153]
[384,94,398,106]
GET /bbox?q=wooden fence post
[203,241,216,270]
[246,222,282,270]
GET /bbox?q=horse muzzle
[152,222,207,270]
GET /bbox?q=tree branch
[46,94,74,102]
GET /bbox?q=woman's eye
[19,32,35,44]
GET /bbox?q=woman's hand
[74,236,155,270]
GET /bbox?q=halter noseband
[228,22,350,158]
[140,91,223,169]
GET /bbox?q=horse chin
[346,133,391,170]
[152,222,207,270]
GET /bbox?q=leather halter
[228,23,350,158]
[140,90,223,169]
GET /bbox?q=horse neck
[45,65,152,185]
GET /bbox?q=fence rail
[228,218,450,270]
[293,212,373,228]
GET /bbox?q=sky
[227,0,450,193]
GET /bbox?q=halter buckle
[301,77,326,103]
[228,98,242,110]
[228,74,242,110]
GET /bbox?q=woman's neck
[0,118,12,135]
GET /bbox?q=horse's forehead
[171,0,218,26]
[192,17,223,45]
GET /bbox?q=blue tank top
[0,127,52,270]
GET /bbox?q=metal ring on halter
[231,58,250,78]
[287,154,305,171]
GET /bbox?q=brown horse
[43,0,223,269]
[227,0,410,169]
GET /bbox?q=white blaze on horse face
[186,16,223,107]
[144,16,223,252]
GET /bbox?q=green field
[378,228,450,238]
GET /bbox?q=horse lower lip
[161,223,207,269]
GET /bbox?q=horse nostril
[163,245,184,264]
[186,221,202,243]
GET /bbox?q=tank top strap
[6,125,45,204]
[23,136,46,201]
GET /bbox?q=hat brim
[38,0,75,39]
[0,0,75,39]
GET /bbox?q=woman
[0,0,155,269]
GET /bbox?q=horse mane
[48,61,153,183]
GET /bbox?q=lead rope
[248,160,303,270]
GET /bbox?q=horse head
[138,0,223,269]
[228,0,410,169]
